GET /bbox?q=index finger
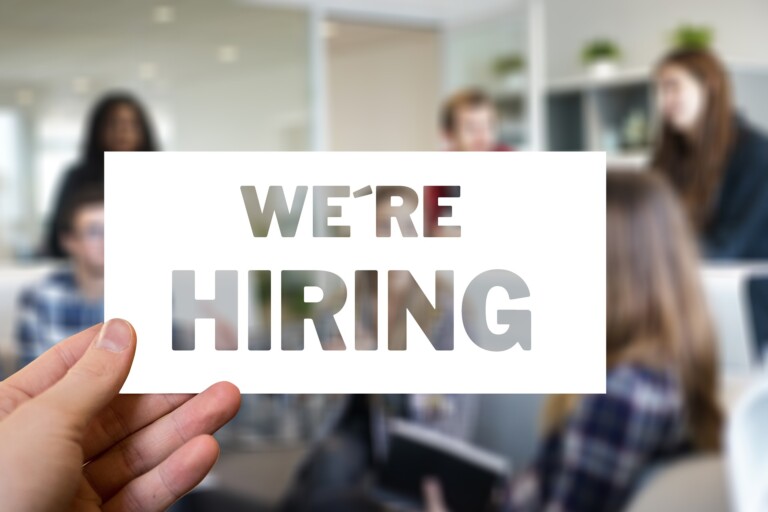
[82,393,193,460]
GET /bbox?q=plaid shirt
[506,365,691,512]
[16,269,103,367]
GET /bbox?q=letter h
[172,270,238,350]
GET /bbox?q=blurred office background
[3,0,768,257]
[3,0,768,247]
[1,0,768,511]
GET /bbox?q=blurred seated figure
[280,394,478,512]
[44,92,158,258]
[16,187,104,367]
[281,190,479,511]
[419,172,723,512]
[497,172,723,512]
[425,89,511,237]
[652,49,768,257]
[652,49,768,355]
[440,88,510,153]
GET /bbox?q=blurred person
[440,88,510,153]
[0,319,241,512]
[282,190,478,512]
[44,92,158,258]
[652,48,768,254]
[426,172,722,512]
[17,186,105,367]
[317,187,461,352]
[652,48,768,359]
[427,89,511,236]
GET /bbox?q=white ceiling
[248,0,524,25]
[0,0,307,85]
[327,20,438,52]
[0,0,523,102]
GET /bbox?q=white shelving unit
[547,67,654,168]
[491,82,529,150]
[545,62,768,169]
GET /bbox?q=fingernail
[96,319,133,353]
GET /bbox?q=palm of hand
[0,324,240,512]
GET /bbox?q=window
[0,108,21,258]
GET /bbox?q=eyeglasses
[76,225,104,241]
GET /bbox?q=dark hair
[440,88,494,133]
[82,91,158,170]
[651,49,735,230]
[59,185,104,235]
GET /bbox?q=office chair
[728,377,768,512]
[625,455,729,512]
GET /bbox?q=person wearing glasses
[16,186,105,367]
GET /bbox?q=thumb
[35,319,136,429]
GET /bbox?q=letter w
[241,185,307,237]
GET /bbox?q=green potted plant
[493,54,525,89]
[582,39,621,78]
[672,24,714,51]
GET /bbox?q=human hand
[0,319,241,512]
[423,477,450,512]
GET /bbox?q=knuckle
[69,359,111,381]
[93,405,129,446]
[120,439,147,477]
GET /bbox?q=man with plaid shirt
[16,186,104,368]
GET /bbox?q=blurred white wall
[170,11,311,151]
[443,11,527,92]
[0,2,313,259]
[171,62,310,151]
[327,22,441,151]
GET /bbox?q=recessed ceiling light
[139,62,158,80]
[16,89,34,107]
[153,5,175,24]
[72,77,91,95]
[217,45,240,64]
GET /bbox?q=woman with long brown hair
[652,47,768,367]
[652,48,768,255]
[516,172,721,512]
[424,172,723,512]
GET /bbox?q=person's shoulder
[734,117,768,165]
[60,163,86,182]
[569,365,680,421]
[565,365,684,448]
[604,364,682,413]
[20,268,78,304]
[47,268,77,286]
[60,162,103,189]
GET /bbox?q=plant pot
[587,59,618,79]
[500,72,526,91]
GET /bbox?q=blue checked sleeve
[542,381,678,512]
[15,288,44,368]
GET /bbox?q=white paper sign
[106,152,606,393]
